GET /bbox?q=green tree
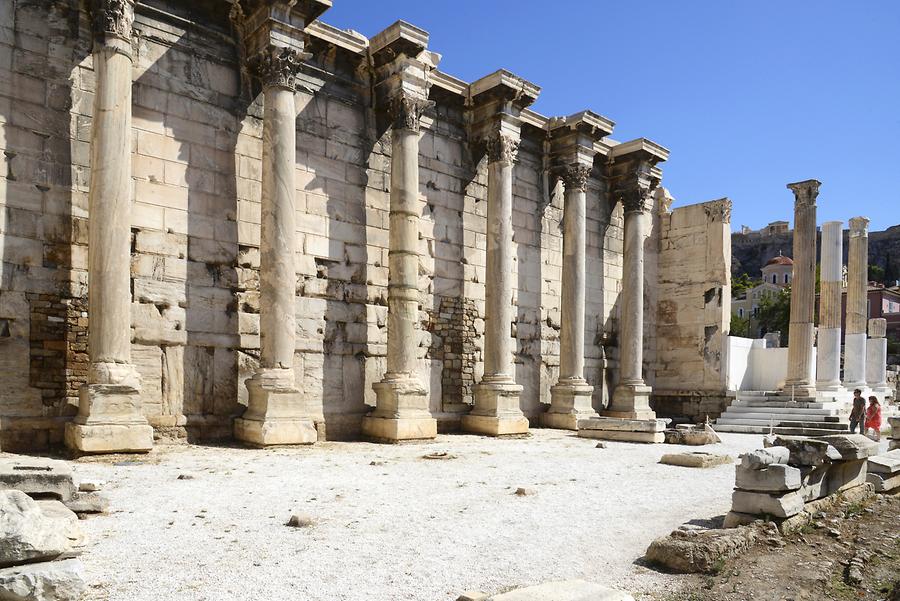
[869,264,885,283]
[732,272,757,298]
[757,287,791,345]
[730,312,751,337]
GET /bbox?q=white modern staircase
[716,391,852,436]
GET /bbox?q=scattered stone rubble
[659,452,733,468]
[663,422,722,446]
[723,434,878,528]
[457,579,634,601]
[645,521,764,573]
[0,458,110,600]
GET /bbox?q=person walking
[865,396,882,441]
[849,388,865,434]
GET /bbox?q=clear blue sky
[323,1,900,232]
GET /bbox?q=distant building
[836,283,900,340]
[732,254,793,336]
[760,221,790,237]
[760,252,793,286]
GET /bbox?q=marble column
[65,0,153,454]
[234,45,317,446]
[608,185,656,420]
[866,318,889,395]
[782,180,820,397]
[461,133,527,436]
[361,92,437,442]
[544,163,597,430]
[843,216,869,389]
[816,220,843,392]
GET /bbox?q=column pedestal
[462,380,528,436]
[234,369,317,446]
[65,384,153,454]
[844,333,868,390]
[544,379,596,430]
[363,377,437,442]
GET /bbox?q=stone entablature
[0,0,720,450]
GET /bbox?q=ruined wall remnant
[652,198,733,421]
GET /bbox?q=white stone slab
[731,490,805,518]
[577,417,667,433]
[735,463,801,492]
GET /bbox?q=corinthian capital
[786,179,821,208]
[484,133,520,166]
[387,92,431,132]
[614,170,659,214]
[703,198,732,223]
[91,0,134,43]
[560,164,592,192]
[250,45,305,90]
[849,216,869,236]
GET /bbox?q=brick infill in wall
[28,293,89,412]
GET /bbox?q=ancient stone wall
[0,1,629,448]
[652,199,732,421]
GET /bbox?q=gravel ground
[61,429,764,601]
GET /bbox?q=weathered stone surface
[731,490,805,518]
[487,579,634,601]
[34,501,84,550]
[0,558,86,601]
[660,453,732,468]
[0,459,76,501]
[767,436,841,466]
[868,450,900,475]
[577,430,666,444]
[814,434,879,460]
[740,447,790,470]
[63,491,109,514]
[645,526,759,573]
[735,464,801,492]
[664,424,720,446]
[578,417,667,432]
[0,491,71,568]
[866,471,900,492]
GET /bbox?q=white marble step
[717,412,841,423]
[723,406,844,417]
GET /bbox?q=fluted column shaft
[258,84,297,376]
[816,221,843,391]
[384,125,422,378]
[619,207,647,386]
[87,13,137,388]
[844,216,869,388]
[784,180,819,396]
[481,148,516,381]
[558,168,589,382]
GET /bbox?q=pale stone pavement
[59,430,767,601]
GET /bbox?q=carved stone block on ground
[0,459,76,501]
[659,452,732,468]
[740,446,790,470]
[766,436,841,466]
[730,489,805,518]
[735,463,801,492]
[814,434,879,460]
[645,525,759,573]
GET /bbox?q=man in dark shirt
[849,389,865,434]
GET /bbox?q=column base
[577,416,667,444]
[64,384,153,454]
[608,383,655,420]
[461,380,528,436]
[363,377,436,442]
[780,382,818,398]
[543,379,597,430]
[234,374,318,446]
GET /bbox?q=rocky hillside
[732,224,900,281]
